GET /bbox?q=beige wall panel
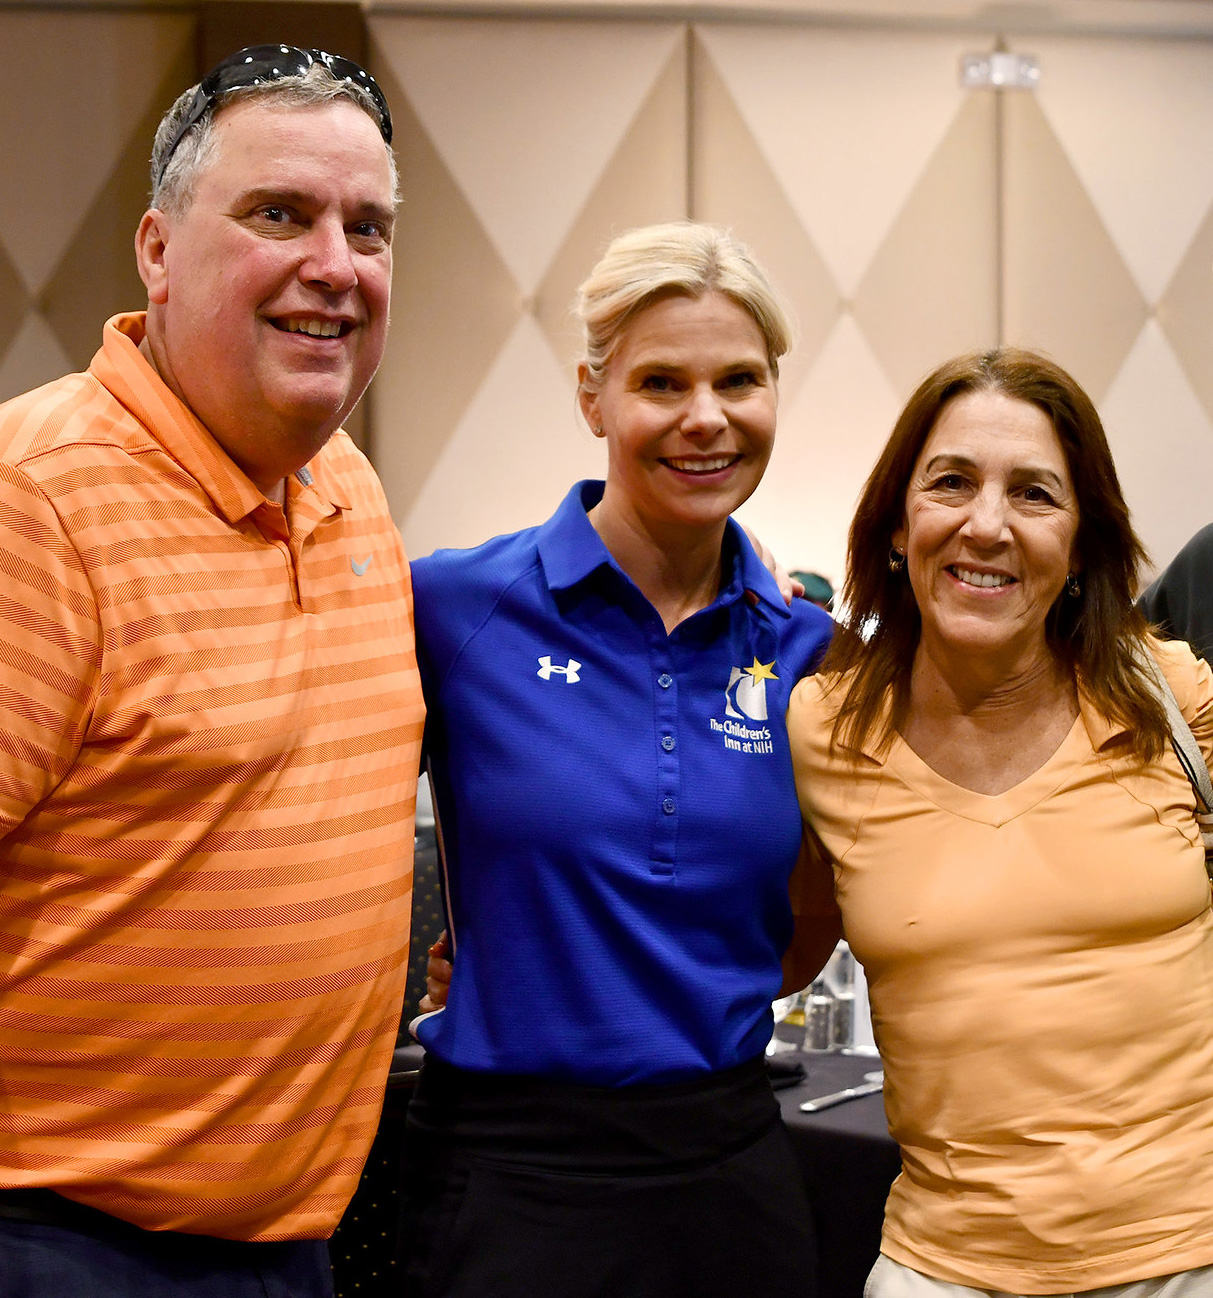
[371,16,684,294]
[366,57,520,525]
[1003,38,1213,575]
[1159,203,1213,428]
[853,90,998,397]
[0,316,74,407]
[1002,93,1147,402]
[398,317,605,556]
[43,73,196,374]
[0,10,194,298]
[0,245,26,375]
[694,24,979,296]
[0,9,193,399]
[1020,35,1213,302]
[735,315,902,587]
[690,33,842,405]
[534,41,688,375]
[1102,321,1213,576]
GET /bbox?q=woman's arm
[780,826,843,996]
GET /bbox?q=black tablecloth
[776,1046,901,1298]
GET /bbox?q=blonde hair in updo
[575,222,793,389]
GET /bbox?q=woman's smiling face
[579,289,777,537]
[893,389,1081,667]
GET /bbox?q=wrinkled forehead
[917,389,1072,478]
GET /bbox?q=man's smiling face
[138,96,395,494]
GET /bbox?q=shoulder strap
[1140,649,1213,879]
[1141,652,1213,810]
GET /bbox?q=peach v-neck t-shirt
[788,638,1213,1293]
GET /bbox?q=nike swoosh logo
[351,555,373,576]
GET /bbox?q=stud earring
[1066,572,1081,598]
[888,548,906,573]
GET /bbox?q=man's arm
[780,825,843,996]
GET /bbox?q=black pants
[0,1192,331,1298]
[400,1055,818,1298]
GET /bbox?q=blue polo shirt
[412,481,833,1084]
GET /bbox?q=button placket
[285,479,340,615]
[652,655,679,875]
[251,503,299,608]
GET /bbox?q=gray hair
[575,222,793,388]
[150,64,399,215]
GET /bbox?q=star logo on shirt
[744,658,778,684]
[724,658,779,722]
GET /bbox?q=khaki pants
[865,1254,1213,1298]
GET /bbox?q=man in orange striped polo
[0,47,423,1297]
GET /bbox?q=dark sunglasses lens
[203,46,392,143]
[204,45,313,95]
[156,44,392,188]
[313,51,393,143]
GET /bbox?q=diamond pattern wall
[1002,92,1149,402]
[690,33,843,406]
[0,9,195,402]
[691,25,1000,580]
[4,8,1213,588]
[368,57,523,524]
[1161,205,1213,424]
[370,15,686,555]
[852,93,999,399]
[1005,34,1213,573]
[367,15,1213,586]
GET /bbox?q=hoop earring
[1065,572,1081,598]
[888,548,906,573]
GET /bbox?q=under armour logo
[351,555,373,576]
[537,655,581,683]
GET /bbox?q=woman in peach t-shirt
[788,348,1213,1298]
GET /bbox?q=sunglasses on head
[153,44,393,192]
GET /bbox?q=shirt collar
[535,481,615,590]
[91,313,350,522]
[535,480,792,620]
[728,521,795,619]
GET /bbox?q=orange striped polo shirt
[0,313,424,1240]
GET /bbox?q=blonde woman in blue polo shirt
[402,223,839,1298]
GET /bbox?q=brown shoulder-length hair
[822,346,1168,762]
